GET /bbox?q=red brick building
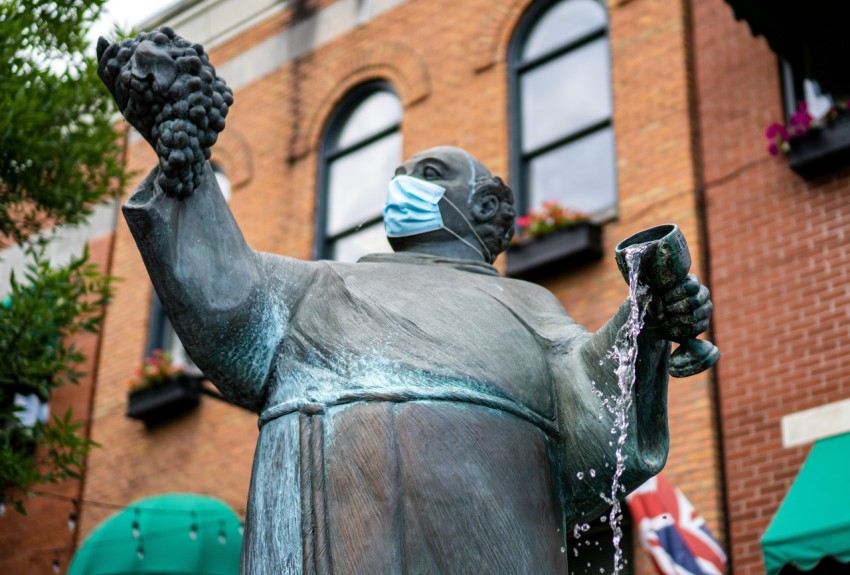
[10,0,850,573]
[696,1,850,574]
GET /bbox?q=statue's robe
[123,165,671,575]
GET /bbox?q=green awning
[68,493,242,575]
[761,432,850,575]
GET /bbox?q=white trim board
[128,0,408,146]
[781,397,850,448]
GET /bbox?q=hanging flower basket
[506,202,603,280]
[126,350,202,424]
[788,115,850,179]
[766,101,850,179]
[126,374,203,424]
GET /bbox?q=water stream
[598,243,652,575]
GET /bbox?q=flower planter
[126,375,203,424]
[789,117,850,180]
[506,223,603,280]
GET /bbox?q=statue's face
[394,146,491,229]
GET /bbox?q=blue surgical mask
[383,175,491,261]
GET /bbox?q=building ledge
[781,397,850,448]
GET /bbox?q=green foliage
[0,0,126,245]
[0,242,114,512]
[0,0,125,511]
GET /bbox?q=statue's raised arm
[97,29,315,411]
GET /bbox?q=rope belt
[258,387,560,437]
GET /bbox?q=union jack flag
[626,474,727,575]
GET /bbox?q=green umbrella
[68,493,242,575]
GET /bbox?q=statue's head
[385,146,515,263]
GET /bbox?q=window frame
[314,81,402,260]
[144,290,201,374]
[508,0,617,221]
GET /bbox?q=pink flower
[765,123,788,141]
[789,101,813,134]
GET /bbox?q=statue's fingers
[662,274,700,303]
[666,318,709,340]
[664,284,710,314]
[667,301,712,325]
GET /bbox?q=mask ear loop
[441,196,493,263]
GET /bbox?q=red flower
[515,201,590,239]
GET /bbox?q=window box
[789,116,850,180]
[126,375,203,424]
[505,222,603,280]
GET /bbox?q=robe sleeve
[554,300,671,527]
[122,163,317,412]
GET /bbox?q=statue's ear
[471,194,499,222]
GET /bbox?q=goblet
[614,224,719,378]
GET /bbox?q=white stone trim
[126,0,408,147]
[217,0,405,92]
[140,0,290,51]
[145,0,408,92]
[781,397,850,448]
[0,201,119,296]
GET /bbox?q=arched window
[509,0,616,219]
[317,83,403,261]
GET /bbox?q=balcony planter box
[126,375,203,424]
[789,116,850,180]
[506,223,603,280]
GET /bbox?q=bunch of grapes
[96,27,233,199]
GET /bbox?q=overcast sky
[89,0,180,42]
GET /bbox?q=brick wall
[81,0,726,573]
[693,0,850,573]
[0,233,113,575]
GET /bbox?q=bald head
[399,146,489,189]
[389,146,515,262]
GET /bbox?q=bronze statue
[97,29,714,575]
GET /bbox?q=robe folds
[123,165,671,575]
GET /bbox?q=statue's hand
[96,28,233,199]
[650,274,712,341]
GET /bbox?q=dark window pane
[521,38,612,152]
[528,126,615,215]
[331,222,393,263]
[523,0,607,62]
[327,132,403,236]
[335,92,403,149]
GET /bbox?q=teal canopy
[68,493,242,575]
[761,432,850,575]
